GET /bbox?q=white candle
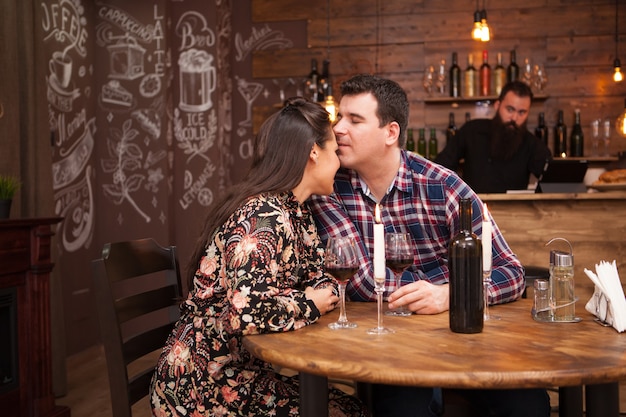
[373,204,386,281]
[482,202,492,272]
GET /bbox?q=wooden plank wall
[251,0,626,156]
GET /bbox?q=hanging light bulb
[614,59,623,83]
[324,84,338,123]
[613,0,622,83]
[471,0,482,41]
[480,9,490,42]
[616,99,626,138]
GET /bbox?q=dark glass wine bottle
[493,52,507,96]
[417,128,426,157]
[570,109,584,157]
[554,110,568,157]
[428,128,438,160]
[446,113,457,145]
[507,50,519,83]
[479,50,491,96]
[449,198,484,334]
[406,128,415,152]
[306,58,320,102]
[449,52,461,98]
[463,54,478,98]
[534,112,549,146]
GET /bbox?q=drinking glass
[384,233,413,317]
[423,66,435,96]
[602,119,611,156]
[325,237,358,330]
[532,64,548,92]
[591,119,600,156]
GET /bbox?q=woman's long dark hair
[186,97,333,288]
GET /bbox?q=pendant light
[323,0,338,122]
[613,0,623,82]
[471,0,482,41]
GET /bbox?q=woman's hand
[305,286,339,315]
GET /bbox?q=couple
[150,75,550,417]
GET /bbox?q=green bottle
[428,128,439,160]
[406,128,415,152]
[417,128,427,157]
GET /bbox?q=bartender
[435,81,552,193]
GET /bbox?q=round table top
[242,298,626,389]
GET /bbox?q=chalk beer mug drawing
[178,48,216,112]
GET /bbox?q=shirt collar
[347,151,411,202]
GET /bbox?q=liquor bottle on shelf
[318,59,330,102]
[493,52,507,96]
[554,110,568,157]
[449,198,483,334]
[428,128,439,160]
[406,128,415,152]
[449,52,461,98]
[463,53,478,98]
[479,50,491,96]
[570,109,584,157]
[534,112,549,146]
[465,112,471,123]
[507,50,519,83]
[306,58,320,102]
[417,128,427,157]
[446,112,457,145]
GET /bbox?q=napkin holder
[584,261,626,333]
[585,287,614,328]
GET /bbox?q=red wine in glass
[327,266,358,282]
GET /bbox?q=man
[435,81,552,193]
[309,74,549,417]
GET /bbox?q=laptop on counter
[535,159,589,193]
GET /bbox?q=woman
[150,98,369,417]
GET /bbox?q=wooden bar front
[481,191,626,301]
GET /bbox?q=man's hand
[387,281,449,314]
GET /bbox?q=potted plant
[0,175,20,219]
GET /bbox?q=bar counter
[479,191,626,300]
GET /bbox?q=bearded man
[435,81,552,193]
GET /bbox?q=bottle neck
[459,199,472,232]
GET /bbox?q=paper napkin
[584,261,626,333]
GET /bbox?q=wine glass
[602,119,611,156]
[325,237,358,330]
[384,233,413,317]
[423,66,435,96]
[591,119,600,156]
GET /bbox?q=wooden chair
[91,238,183,417]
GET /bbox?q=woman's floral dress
[150,192,369,417]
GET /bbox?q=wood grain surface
[243,299,626,389]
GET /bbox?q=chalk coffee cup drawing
[178,49,216,112]
[49,51,73,89]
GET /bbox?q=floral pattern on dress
[150,192,369,417]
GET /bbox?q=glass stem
[337,282,347,323]
[376,287,384,330]
[483,270,490,319]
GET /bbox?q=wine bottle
[479,50,491,96]
[507,50,519,83]
[449,198,484,334]
[428,128,438,160]
[318,59,330,102]
[446,113,457,145]
[406,128,415,152]
[463,54,478,98]
[449,52,461,98]
[554,110,568,157]
[493,52,507,96]
[570,109,584,157]
[417,128,426,157]
[306,58,320,102]
[534,112,549,147]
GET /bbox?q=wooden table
[243,299,624,417]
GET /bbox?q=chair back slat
[91,238,183,417]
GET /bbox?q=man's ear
[386,121,401,146]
